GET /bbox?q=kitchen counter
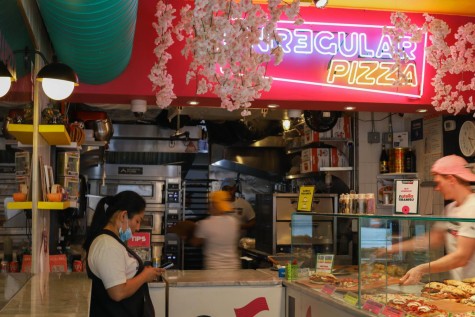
[163,268,281,286]
[0,272,91,317]
[165,269,284,316]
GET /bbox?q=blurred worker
[222,179,256,238]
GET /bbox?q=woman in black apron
[83,190,164,317]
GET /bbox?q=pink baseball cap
[431,155,475,182]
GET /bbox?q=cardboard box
[330,148,349,167]
[302,124,331,145]
[300,148,331,172]
[332,116,352,139]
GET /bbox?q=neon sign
[258,21,428,98]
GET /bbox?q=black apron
[86,229,155,317]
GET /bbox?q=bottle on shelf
[404,148,416,172]
[379,145,389,174]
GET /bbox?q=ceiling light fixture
[344,106,356,111]
[0,61,14,98]
[187,100,199,105]
[267,103,279,108]
[282,119,291,131]
[0,49,78,101]
[416,108,428,113]
[36,61,78,100]
[313,0,328,9]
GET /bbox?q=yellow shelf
[7,124,71,146]
[7,201,33,209]
[38,201,74,210]
[39,125,71,145]
[7,124,33,144]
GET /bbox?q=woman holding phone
[83,190,166,317]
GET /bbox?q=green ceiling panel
[36,0,138,85]
[0,1,35,79]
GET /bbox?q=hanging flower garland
[149,1,177,108]
[384,12,475,115]
[174,0,302,116]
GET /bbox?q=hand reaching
[399,265,424,285]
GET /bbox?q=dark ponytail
[83,191,146,251]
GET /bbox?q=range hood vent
[211,140,289,182]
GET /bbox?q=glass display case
[289,212,475,316]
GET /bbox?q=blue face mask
[119,222,132,242]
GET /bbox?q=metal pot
[93,118,114,141]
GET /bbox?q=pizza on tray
[421,282,469,301]
[387,298,447,317]
[308,272,338,284]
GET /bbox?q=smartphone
[160,262,174,269]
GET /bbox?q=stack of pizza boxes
[300,116,351,173]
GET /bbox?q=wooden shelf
[7,201,33,209]
[7,124,33,144]
[39,125,71,145]
[7,124,71,146]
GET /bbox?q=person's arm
[107,266,164,301]
[389,227,445,254]
[400,235,475,285]
[375,227,445,257]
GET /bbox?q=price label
[343,292,359,306]
[321,284,336,295]
[362,299,383,314]
[381,305,404,317]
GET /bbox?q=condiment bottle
[366,193,375,214]
[379,145,389,174]
[358,193,366,214]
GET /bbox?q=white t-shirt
[232,197,255,237]
[194,215,240,270]
[433,193,475,280]
[88,234,139,289]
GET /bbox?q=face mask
[119,220,133,242]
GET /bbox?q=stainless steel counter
[0,272,91,317]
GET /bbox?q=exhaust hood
[211,138,289,182]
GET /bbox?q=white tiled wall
[357,112,445,215]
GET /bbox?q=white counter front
[164,269,284,317]
[149,280,166,317]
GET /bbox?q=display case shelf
[39,125,71,145]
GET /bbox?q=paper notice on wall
[423,152,443,182]
[423,116,442,154]
[421,116,443,182]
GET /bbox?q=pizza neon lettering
[258,21,427,97]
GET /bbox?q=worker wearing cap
[190,190,240,269]
[386,155,475,284]
[221,179,256,238]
